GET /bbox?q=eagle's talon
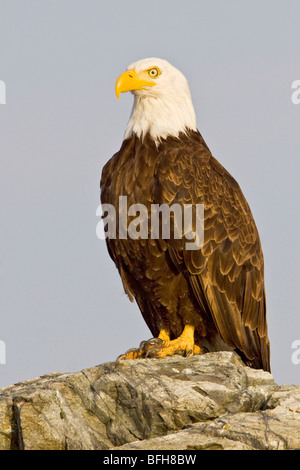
[145,346,161,358]
[138,340,147,350]
[140,337,164,355]
[116,347,142,361]
[186,348,193,357]
[144,338,167,357]
[116,354,127,361]
[145,338,163,347]
[116,338,164,361]
[117,326,203,361]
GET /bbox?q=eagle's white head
[115,58,197,143]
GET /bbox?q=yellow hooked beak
[115,69,156,99]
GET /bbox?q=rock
[0,351,299,450]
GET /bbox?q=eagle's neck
[124,92,197,143]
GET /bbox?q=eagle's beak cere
[115,69,156,99]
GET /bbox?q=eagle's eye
[147,67,160,78]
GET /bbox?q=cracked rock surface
[0,352,299,450]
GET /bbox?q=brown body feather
[100,130,270,371]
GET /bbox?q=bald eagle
[100,58,270,371]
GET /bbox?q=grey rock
[0,351,298,450]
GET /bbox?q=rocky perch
[0,351,299,450]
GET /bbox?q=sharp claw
[126,347,140,354]
[145,346,161,358]
[116,354,126,361]
[116,347,140,361]
[186,349,193,358]
[140,337,164,355]
[146,338,163,347]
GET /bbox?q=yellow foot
[117,325,202,361]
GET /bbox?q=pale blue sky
[1,0,300,387]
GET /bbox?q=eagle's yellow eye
[147,67,160,78]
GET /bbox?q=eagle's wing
[155,134,270,371]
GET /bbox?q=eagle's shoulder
[100,136,137,203]
[155,130,245,209]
